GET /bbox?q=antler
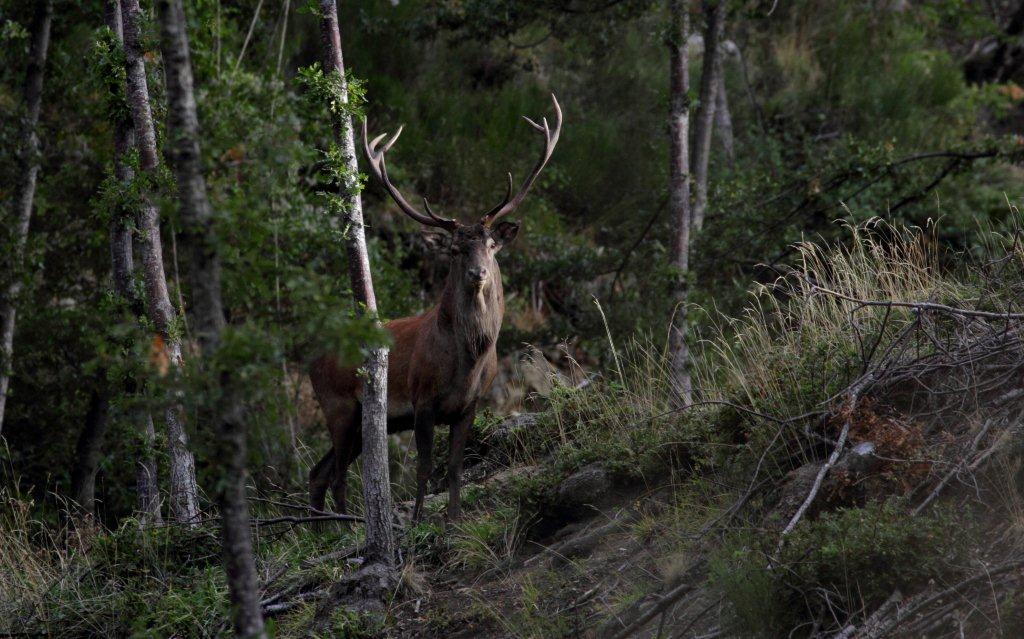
[363,120,459,231]
[481,93,563,226]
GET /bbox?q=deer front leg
[447,402,476,521]
[412,409,435,522]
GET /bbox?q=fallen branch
[261,588,327,616]
[811,285,1024,321]
[301,544,360,569]
[604,558,707,639]
[876,557,1024,634]
[247,500,404,530]
[774,387,860,553]
[911,417,995,516]
[835,589,902,639]
[853,559,1024,638]
[253,513,363,526]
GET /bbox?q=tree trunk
[690,0,725,232]
[70,389,110,518]
[103,0,162,528]
[964,3,1024,85]
[667,0,693,408]
[0,0,52,437]
[155,1,266,636]
[120,0,200,527]
[136,412,162,525]
[318,0,396,568]
[713,56,734,167]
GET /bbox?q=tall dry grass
[0,479,81,634]
[692,219,960,416]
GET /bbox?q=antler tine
[482,93,563,226]
[362,118,459,231]
[382,125,403,153]
[522,116,545,132]
[368,132,389,150]
[481,172,514,220]
[422,197,453,226]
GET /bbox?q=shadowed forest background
[4,0,1024,637]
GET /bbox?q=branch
[606,559,707,639]
[608,197,667,296]
[811,284,1024,321]
[253,513,364,526]
[911,417,996,516]
[857,559,1024,638]
[774,388,858,551]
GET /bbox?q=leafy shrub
[712,500,965,637]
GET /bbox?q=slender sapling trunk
[103,0,162,527]
[691,0,725,232]
[155,0,267,635]
[318,0,395,567]
[667,0,693,407]
[0,0,52,437]
[120,0,201,526]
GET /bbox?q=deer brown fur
[309,95,561,520]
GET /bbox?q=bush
[712,500,965,637]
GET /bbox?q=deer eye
[487,239,496,249]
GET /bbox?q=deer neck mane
[436,266,504,358]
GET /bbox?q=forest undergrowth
[5,218,1024,637]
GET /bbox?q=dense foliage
[2,0,1023,635]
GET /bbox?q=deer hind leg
[309,449,333,511]
[329,403,362,514]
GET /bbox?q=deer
[309,94,562,522]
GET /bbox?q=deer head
[363,94,562,294]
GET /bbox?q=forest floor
[5,223,1024,638]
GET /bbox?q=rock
[460,413,541,484]
[556,464,611,508]
[483,412,539,455]
[765,440,883,530]
[834,440,878,474]
[548,509,639,566]
[765,462,822,531]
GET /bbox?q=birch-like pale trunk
[714,57,734,167]
[667,0,693,408]
[691,0,725,232]
[103,0,162,527]
[318,0,395,567]
[136,413,162,524]
[120,0,200,526]
[0,0,52,437]
[155,1,267,635]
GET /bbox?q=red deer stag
[310,94,562,521]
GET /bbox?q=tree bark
[136,412,162,525]
[964,3,1024,85]
[713,56,734,167]
[667,0,693,408]
[70,389,110,518]
[103,0,163,528]
[690,0,725,232]
[120,0,200,526]
[155,1,266,636]
[0,0,52,437]
[318,0,396,568]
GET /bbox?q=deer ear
[492,221,520,247]
[421,230,450,253]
